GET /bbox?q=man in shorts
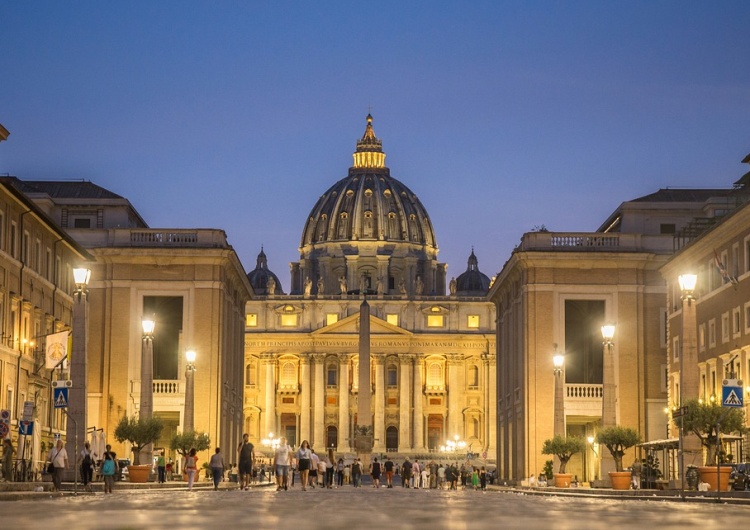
[237,433,255,491]
[274,436,294,491]
[384,456,395,488]
[309,449,319,488]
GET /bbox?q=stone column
[413,355,424,450]
[484,353,497,455]
[299,354,311,443]
[312,354,325,450]
[356,301,373,463]
[262,353,276,437]
[399,356,412,451]
[338,354,351,451]
[374,356,385,452]
[447,354,462,438]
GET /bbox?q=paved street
[3,485,750,530]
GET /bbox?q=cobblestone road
[3,485,750,530]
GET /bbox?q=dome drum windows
[278,360,299,393]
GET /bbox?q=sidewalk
[0,478,274,501]
[488,483,750,504]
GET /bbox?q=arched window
[327,364,338,386]
[387,365,398,387]
[386,426,398,451]
[326,425,338,449]
[281,362,296,387]
[352,363,359,390]
[471,417,480,438]
[468,365,479,388]
[427,363,443,387]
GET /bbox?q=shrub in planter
[114,416,164,465]
[595,426,641,472]
[677,399,746,465]
[541,435,585,473]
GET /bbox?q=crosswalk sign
[53,387,69,409]
[722,379,743,408]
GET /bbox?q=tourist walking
[185,448,198,490]
[384,457,394,488]
[274,437,293,491]
[325,449,334,488]
[370,457,381,488]
[316,453,327,487]
[209,447,225,490]
[412,459,421,489]
[471,467,480,490]
[101,452,116,494]
[296,440,312,491]
[2,438,14,482]
[47,439,68,491]
[309,449,319,488]
[237,433,255,491]
[480,466,487,490]
[336,458,344,487]
[80,441,96,491]
[156,452,166,483]
[401,459,411,488]
[351,458,362,487]
[437,464,446,489]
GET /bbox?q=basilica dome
[247,248,284,295]
[291,115,446,296]
[300,115,437,249]
[454,250,491,296]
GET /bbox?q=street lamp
[600,324,616,429]
[440,434,467,460]
[67,267,90,489]
[553,351,565,438]
[184,350,196,432]
[678,273,699,494]
[140,317,155,465]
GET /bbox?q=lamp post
[599,323,616,482]
[140,317,155,465]
[587,435,599,481]
[67,267,90,487]
[553,351,565,438]
[678,273,698,494]
[440,434,467,461]
[184,350,196,432]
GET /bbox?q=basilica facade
[243,116,496,458]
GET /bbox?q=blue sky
[2,1,750,290]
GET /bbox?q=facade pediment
[312,312,412,336]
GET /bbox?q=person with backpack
[80,441,96,492]
[47,439,68,492]
[101,453,116,494]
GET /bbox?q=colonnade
[256,351,496,454]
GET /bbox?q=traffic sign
[0,409,9,438]
[722,378,743,408]
[53,387,69,409]
[19,420,34,436]
[22,401,34,421]
[672,406,688,418]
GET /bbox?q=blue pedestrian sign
[722,379,743,408]
[53,387,69,409]
[19,420,34,436]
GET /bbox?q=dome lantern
[352,114,386,169]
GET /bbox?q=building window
[22,231,29,265]
[427,315,444,328]
[698,323,706,351]
[326,313,338,326]
[386,314,399,326]
[745,302,750,335]
[281,362,296,387]
[73,218,91,228]
[468,365,479,388]
[721,312,730,343]
[281,314,298,327]
[660,223,676,234]
[467,315,479,329]
[426,363,443,387]
[672,336,679,361]
[9,221,17,259]
[327,364,337,387]
[387,365,398,387]
[246,314,258,327]
[708,319,716,347]
[733,307,741,338]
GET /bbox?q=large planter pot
[609,471,632,490]
[553,473,572,488]
[127,464,152,483]
[698,466,731,492]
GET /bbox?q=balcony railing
[518,232,674,254]
[153,380,182,395]
[566,383,603,399]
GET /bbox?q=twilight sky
[2,1,750,291]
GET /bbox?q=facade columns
[262,353,276,437]
[338,354,351,451]
[398,356,412,450]
[374,356,385,451]
[447,354,463,438]
[299,354,311,443]
[484,353,497,454]
[312,354,325,450]
[412,355,424,450]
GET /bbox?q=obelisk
[356,299,373,465]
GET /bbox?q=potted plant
[678,398,746,491]
[114,415,164,483]
[595,426,641,490]
[170,430,211,480]
[541,435,585,488]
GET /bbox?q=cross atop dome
[353,114,386,169]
